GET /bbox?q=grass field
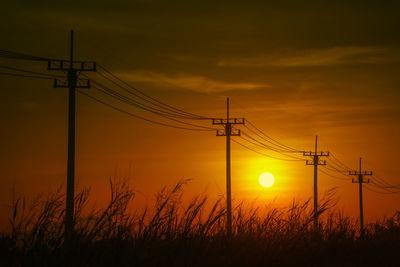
[1,179,400,266]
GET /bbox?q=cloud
[117,71,268,93]
[217,47,400,67]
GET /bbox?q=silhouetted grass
[1,179,399,266]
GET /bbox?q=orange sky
[1,1,400,229]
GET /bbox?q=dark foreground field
[1,180,399,266]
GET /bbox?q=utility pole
[348,157,372,235]
[303,136,329,228]
[212,98,244,236]
[47,30,96,242]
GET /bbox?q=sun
[259,172,275,188]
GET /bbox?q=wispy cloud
[217,46,400,67]
[117,71,268,93]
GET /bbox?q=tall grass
[1,179,400,266]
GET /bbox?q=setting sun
[259,172,275,188]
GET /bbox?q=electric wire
[232,139,304,162]
[241,130,295,153]
[326,158,352,172]
[243,123,303,153]
[0,49,54,61]
[86,74,216,130]
[0,65,64,78]
[89,76,209,121]
[371,173,400,189]
[0,71,55,80]
[97,64,213,120]
[245,119,303,152]
[365,184,400,194]
[319,168,351,181]
[324,163,348,174]
[239,131,306,160]
[330,153,355,171]
[91,84,215,131]
[91,70,210,120]
[78,90,214,132]
[369,180,400,193]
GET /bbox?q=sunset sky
[1,1,400,228]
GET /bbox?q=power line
[0,49,55,62]
[0,65,64,78]
[239,131,305,160]
[92,85,215,130]
[232,138,304,162]
[89,83,215,131]
[325,162,348,174]
[97,64,212,120]
[369,180,400,193]
[372,175,400,189]
[245,120,302,152]
[243,123,302,153]
[78,90,213,132]
[330,153,355,171]
[320,166,351,181]
[90,77,209,121]
[326,158,352,172]
[0,71,55,80]
[365,184,400,195]
[241,130,296,153]
[92,70,209,120]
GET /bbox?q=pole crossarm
[47,60,96,71]
[216,128,241,136]
[53,78,91,88]
[351,177,370,183]
[212,118,245,125]
[306,159,327,165]
[349,171,373,176]
[349,170,372,184]
[304,151,329,166]
[303,151,330,157]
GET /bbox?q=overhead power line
[91,84,215,130]
[365,184,400,194]
[232,138,304,162]
[93,70,210,120]
[319,168,351,181]
[0,49,56,62]
[79,90,213,132]
[97,64,212,120]
[0,65,64,78]
[0,71,55,80]
[89,77,209,121]
[238,131,305,161]
[245,120,302,153]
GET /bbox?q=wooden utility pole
[349,157,372,235]
[212,98,244,236]
[47,30,96,242]
[303,136,329,228]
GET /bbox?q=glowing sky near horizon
[1,1,400,228]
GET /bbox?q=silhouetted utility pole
[348,157,372,235]
[213,98,244,236]
[47,30,96,242]
[303,136,329,228]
